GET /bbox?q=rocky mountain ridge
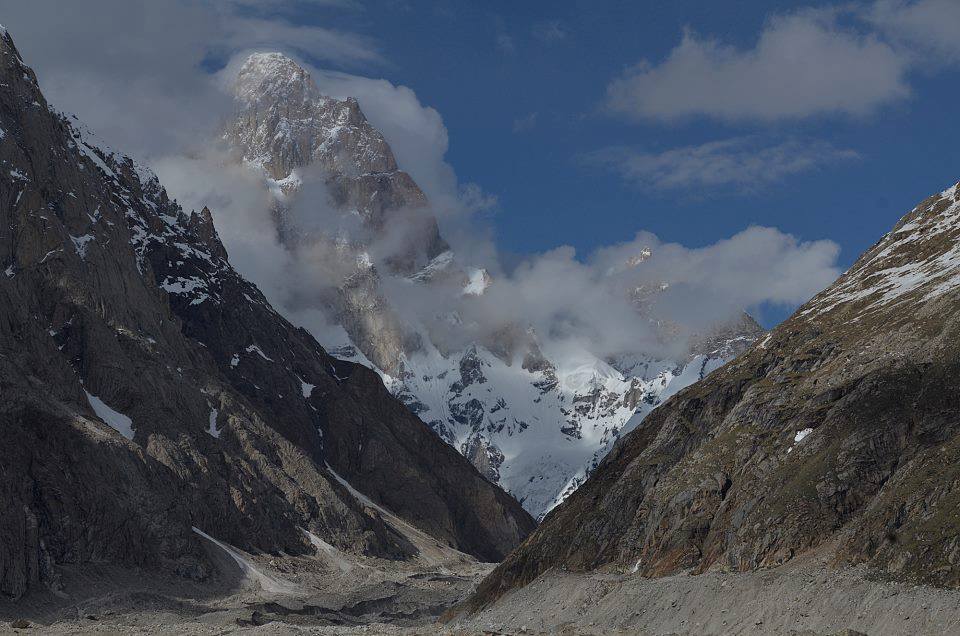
[0,27,533,599]
[467,179,960,610]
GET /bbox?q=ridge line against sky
[1,0,958,328]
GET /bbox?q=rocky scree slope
[469,179,960,609]
[0,28,532,599]
[223,51,764,519]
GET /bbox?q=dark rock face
[469,181,960,608]
[0,30,533,598]
[461,436,505,483]
[139,202,534,562]
[319,364,532,562]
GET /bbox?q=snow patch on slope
[246,343,274,361]
[300,379,315,398]
[70,234,95,259]
[803,182,960,319]
[191,527,301,595]
[207,407,220,438]
[84,390,134,441]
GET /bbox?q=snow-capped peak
[233,52,324,110]
[225,51,401,182]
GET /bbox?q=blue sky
[4,0,959,328]
[286,0,960,273]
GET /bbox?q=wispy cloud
[584,137,859,192]
[221,0,361,12]
[496,32,516,54]
[219,17,382,66]
[532,19,567,44]
[512,112,538,133]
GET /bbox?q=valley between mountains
[3,15,960,636]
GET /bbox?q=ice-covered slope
[222,51,764,518]
[358,340,745,518]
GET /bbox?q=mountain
[0,27,533,599]
[376,320,762,518]
[225,52,438,247]
[467,179,960,610]
[223,52,443,375]
[221,51,764,518]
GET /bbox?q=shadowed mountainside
[0,27,533,599]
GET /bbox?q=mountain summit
[230,52,403,181]
[225,52,445,263]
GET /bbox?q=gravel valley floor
[5,531,960,635]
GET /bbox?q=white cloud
[375,225,841,360]
[605,9,912,122]
[151,150,361,345]
[585,137,859,192]
[867,0,960,63]
[308,70,454,200]
[591,227,841,322]
[151,152,295,300]
[218,17,381,66]
[154,143,843,362]
[226,0,359,8]
[296,65,497,227]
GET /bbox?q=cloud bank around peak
[300,64,499,233]
[0,0,380,158]
[308,69,457,205]
[376,225,841,362]
[0,0,846,362]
